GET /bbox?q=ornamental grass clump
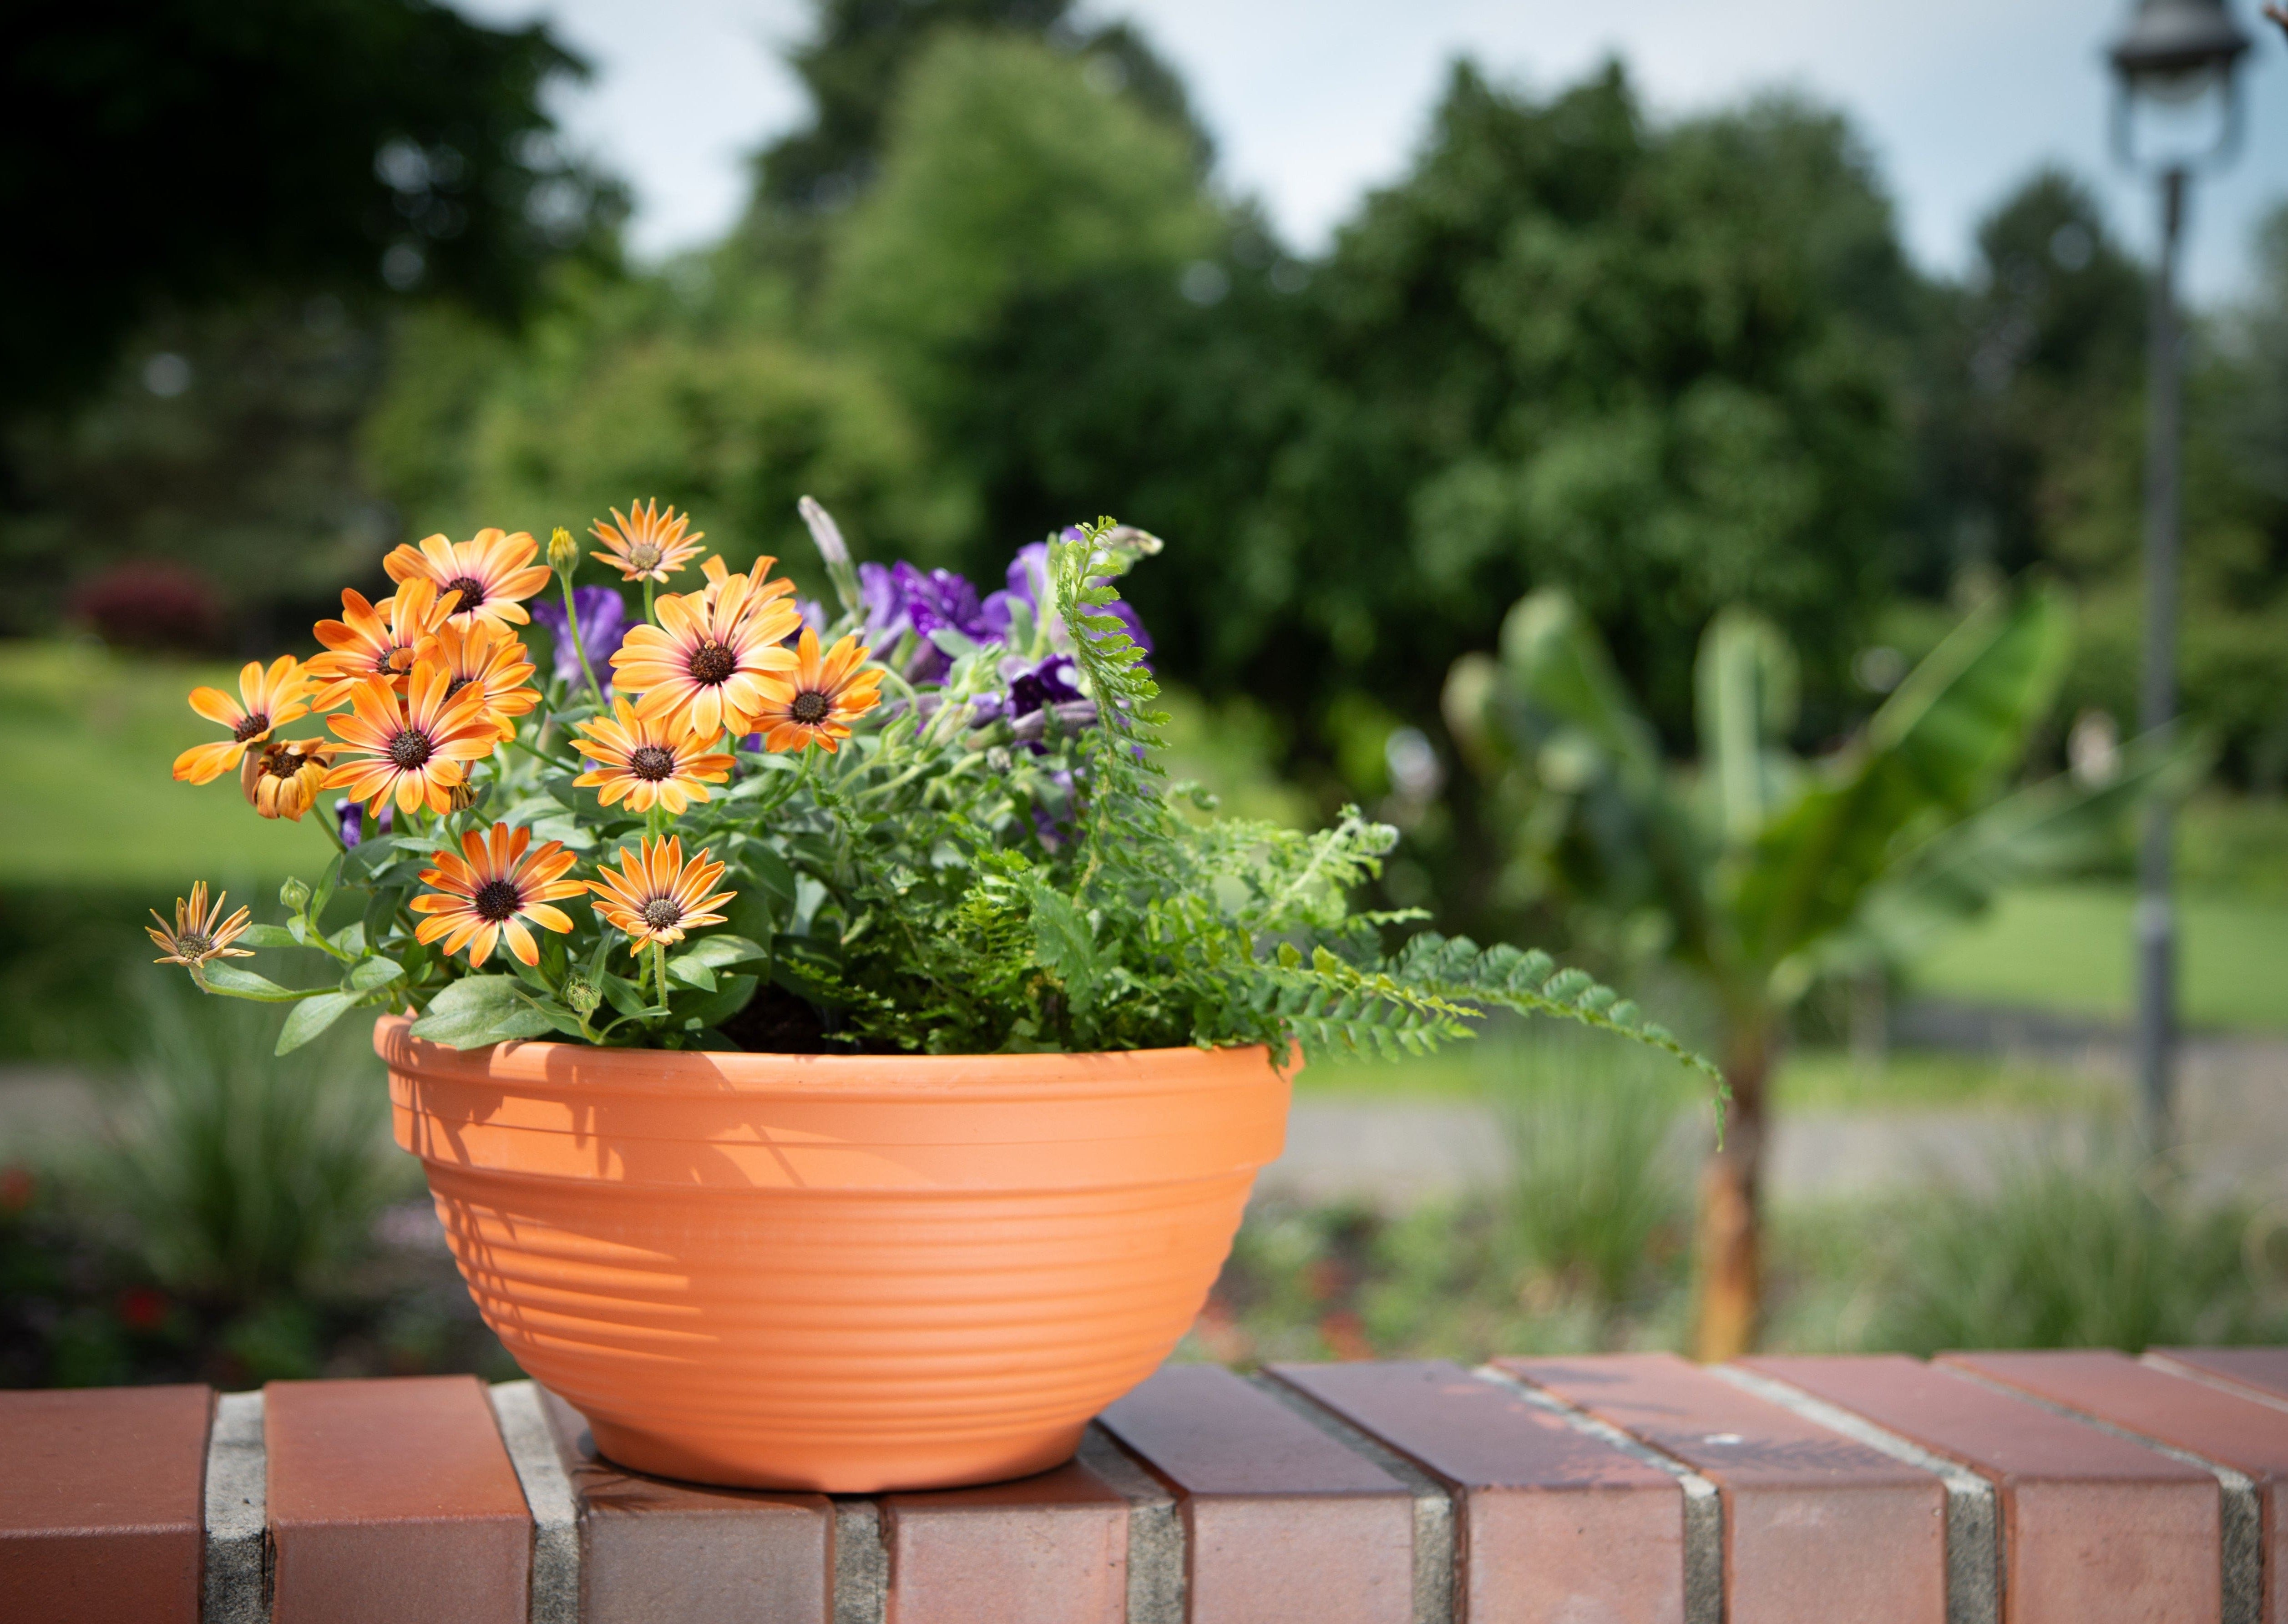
[151,504,1716,1078]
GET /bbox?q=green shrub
[1869,1149,2286,1353]
[1486,1027,1694,1307]
[94,981,413,1305]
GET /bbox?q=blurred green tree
[4,0,621,415]
[362,266,956,596]
[1444,584,2193,1357]
[749,0,1205,216]
[1235,64,1921,754]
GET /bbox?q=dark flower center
[444,674,472,702]
[176,931,213,957]
[388,729,433,770]
[233,712,269,742]
[629,745,677,781]
[790,690,830,725]
[379,642,413,675]
[472,879,522,922]
[255,744,293,779]
[442,575,488,610]
[688,641,736,683]
[639,897,682,930]
[628,541,663,572]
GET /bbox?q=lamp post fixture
[2106,0,2250,1146]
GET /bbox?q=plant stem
[652,940,670,1010]
[643,579,656,627]
[559,576,608,710]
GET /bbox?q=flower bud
[548,526,579,574]
[450,779,481,811]
[564,978,602,1014]
[279,876,312,912]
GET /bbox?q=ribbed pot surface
[375,1016,1291,1491]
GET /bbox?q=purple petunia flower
[861,562,999,681]
[981,533,1153,657]
[336,798,393,849]
[530,587,629,691]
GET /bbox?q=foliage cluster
[164,513,1712,1080]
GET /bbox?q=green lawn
[0,641,336,888]
[1911,883,2288,1032]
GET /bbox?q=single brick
[1944,1350,2285,1624]
[1099,1363,1413,1624]
[1275,1359,1691,1624]
[1505,1353,1946,1624]
[1750,1353,2219,1624]
[2149,1349,2288,1407]
[266,1375,532,1624]
[0,1385,212,1624]
[539,1387,832,1624]
[878,1434,1131,1624]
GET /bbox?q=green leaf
[198,964,319,1003]
[309,851,344,926]
[674,935,766,972]
[672,974,758,1030]
[668,959,716,993]
[597,972,650,1019]
[362,886,407,952]
[346,956,403,993]
[277,990,364,1054]
[409,976,557,1050]
[238,924,300,949]
[1027,887,1100,1014]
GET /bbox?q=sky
[453,0,2288,305]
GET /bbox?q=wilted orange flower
[572,699,736,814]
[587,835,735,951]
[172,656,311,784]
[147,882,253,969]
[415,616,538,740]
[322,661,503,815]
[590,500,705,584]
[240,738,337,821]
[307,579,456,708]
[410,821,585,968]
[746,629,882,754]
[383,528,552,628]
[610,564,800,739]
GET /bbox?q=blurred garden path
[1260,1030,2288,1209]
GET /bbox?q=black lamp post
[2106,0,2250,1145]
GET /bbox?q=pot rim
[375,1013,1294,1101]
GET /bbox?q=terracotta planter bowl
[375,1016,1291,1492]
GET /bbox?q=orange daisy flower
[590,500,705,584]
[415,615,538,740]
[240,738,338,821]
[322,661,505,815]
[572,699,736,814]
[587,835,736,951]
[307,579,457,708]
[172,656,312,784]
[747,629,883,754]
[694,552,800,610]
[383,527,552,628]
[409,821,585,968]
[147,882,253,969]
[610,566,800,739]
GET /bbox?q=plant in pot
[149,504,1713,1491]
